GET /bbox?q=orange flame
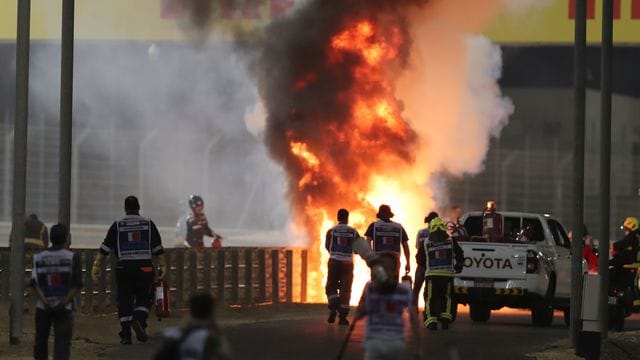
[284,19,433,304]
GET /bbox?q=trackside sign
[0,0,638,43]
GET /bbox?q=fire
[257,0,513,307]
[283,18,431,304]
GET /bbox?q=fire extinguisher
[211,234,223,249]
[155,279,170,321]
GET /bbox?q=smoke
[252,0,516,231]
[21,1,290,234]
[398,0,514,183]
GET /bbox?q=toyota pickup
[452,212,575,326]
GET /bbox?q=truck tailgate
[458,242,528,280]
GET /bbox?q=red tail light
[526,250,538,274]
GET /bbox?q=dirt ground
[530,330,640,360]
[0,301,328,359]
[3,300,639,360]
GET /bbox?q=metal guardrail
[0,247,308,313]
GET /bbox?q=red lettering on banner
[614,0,621,19]
[569,0,596,19]
[633,0,640,19]
[271,0,294,17]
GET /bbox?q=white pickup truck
[452,212,574,326]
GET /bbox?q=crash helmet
[622,217,639,232]
[189,195,204,210]
[429,217,447,233]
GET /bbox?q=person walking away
[91,195,167,344]
[355,252,420,360]
[31,224,82,360]
[25,213,48,251]
[325,208,360,326]
[412,211,438,312]
[153,292,232,360]
[364,204,411,280]
[422,217,464,331]
[185,195,223,249]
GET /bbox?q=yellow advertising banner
[0,0,639,43]
[486,0,640,44]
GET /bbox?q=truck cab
[453,212,574,326]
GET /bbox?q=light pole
[570,0,586,348]
[58,0,74,234]
[9,0,31,345]
[598,0,613,338]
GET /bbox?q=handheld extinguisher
[155,279,170,320]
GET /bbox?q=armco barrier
[0,247,308,313]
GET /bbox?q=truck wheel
[531,299,554,326]
[469,303,491,322]
[563,308,570,327]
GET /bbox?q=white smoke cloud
[23,2,290,233]
[397,0,514,212]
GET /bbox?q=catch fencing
[0,247,308,313]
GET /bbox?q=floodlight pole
[570,0,586,348]
[9,0,32,344]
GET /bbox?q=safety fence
[0,247,308,313]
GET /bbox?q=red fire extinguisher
[155,279,170,320]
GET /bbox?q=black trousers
[325,259,354,316]
[34,307,73,360]
[424,275,453,325]
[610,266,636,291]
[116,267,154,335]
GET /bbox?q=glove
[91,253,105,281]
[405,263,411,274]
[454,262,463,274]
[156,253,168,280]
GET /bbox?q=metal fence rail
[0,247,308,314]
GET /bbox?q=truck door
[547,219,572,298]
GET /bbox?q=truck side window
[548,219,571,248]
[463,216,483,237]
[522,218,544,242]
[503,217,521,238]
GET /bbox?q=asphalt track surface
[106,307,640,359]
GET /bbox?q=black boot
[131,319,148,342]
[327,310,337,324]
[440,318,450,330]
[338,315,350,326]
[119,331,132,345]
